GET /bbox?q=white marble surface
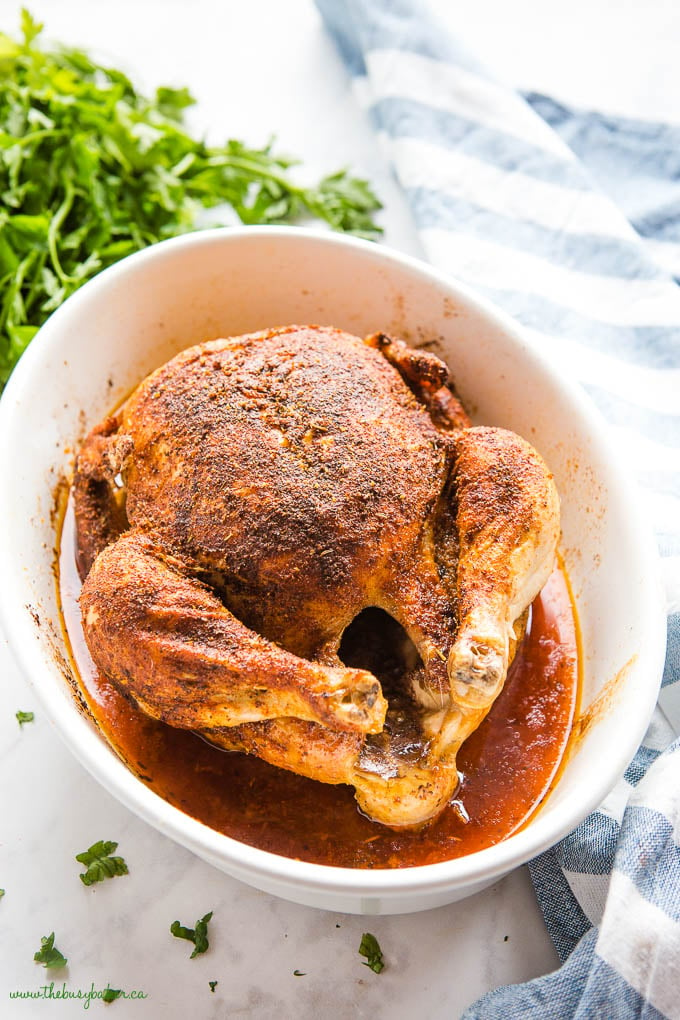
[2,0,677,1015]
[1,634,555,1017]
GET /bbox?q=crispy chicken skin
[75,325,559,828]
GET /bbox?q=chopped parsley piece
[102,986,122,1004]
[75,840,129,886]
[293,970,306,977]
[16,710,34,726]
[359,932,385,974]
[34,932,67,969]
[0,888,4,898]
[208,981,218,993]
[170,911,213,958]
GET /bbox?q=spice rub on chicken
[74,324,560,828]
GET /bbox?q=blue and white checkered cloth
[316,1,680,1015]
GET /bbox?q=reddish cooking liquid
[59,498,578,869]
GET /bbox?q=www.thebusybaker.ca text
[9,982,148,1009]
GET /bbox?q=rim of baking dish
[0,226,667,900]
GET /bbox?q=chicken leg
[80,530,387,734]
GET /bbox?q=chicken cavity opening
[338,608,431,778]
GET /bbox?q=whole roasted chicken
[75,325,559,828]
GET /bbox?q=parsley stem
[47,181,77,284]
[171,152,196,177]
[23,250,48,316]
[0,248,37,333]
[201,154,306,198]
[4,128,66,150]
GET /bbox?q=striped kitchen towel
[316,1,680,1016]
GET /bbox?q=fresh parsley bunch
[0,10,382,386]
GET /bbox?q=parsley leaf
[15,710,34,726]
[20,8,42,46]
[0,10,382,388]
[208,980,218,993]
[358,932,385,974]
[102,986,122,1004]
[75,840,129,886]
[170,911,213,958]
[0,888,5,898]
[34,932,67,969]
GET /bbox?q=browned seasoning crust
[75,324,559,828]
